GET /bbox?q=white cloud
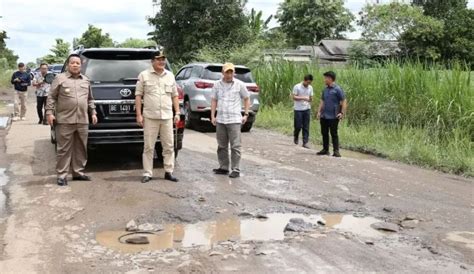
[1,0,154,63]
[1,0,473,62]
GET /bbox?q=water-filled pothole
[96,213,387,253]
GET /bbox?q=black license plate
[109,104,136,114]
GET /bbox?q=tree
[400,16,444,60]
[0,31,19,69]
[248,8,272,39]
[276,0,354,47]
[441,8,474,63]
[26,62,36,68]
[42,39,71,64]
[358,2,426,41]
[148,0,251,61]
[117,38,156,48]
[73,24,115,49]
[412,0,467,18]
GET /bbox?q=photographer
[11,62,32,121]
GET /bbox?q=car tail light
[194,81,214,89]
[177,85,184,100]
[247,85,260,93]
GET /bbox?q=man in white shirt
[292,74,314,148]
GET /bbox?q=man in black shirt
[11,63,31,121]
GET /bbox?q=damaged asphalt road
[0,104,473,273]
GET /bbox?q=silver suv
[175,63,260,132]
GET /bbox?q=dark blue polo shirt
[321,84,345,119]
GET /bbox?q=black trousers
[294,109,311,144]
[36,96,47,122]
[320,118,339,151]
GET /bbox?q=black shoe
[57,178,68,186]
[333,151,341,157]
[165,172,179,182]
[42,120,48,125]
[141,176,152,183]
[294,138,298,145]
[317,150,330,155]
[38,120,42,124]
[72,174,91,181]
[229,171,240,178]
[213,168,229,175]
[302,143,310,149]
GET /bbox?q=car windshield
[83,59,152,82]
[202,66,254,83]
[81,51,170,83]
[52,65,63,71]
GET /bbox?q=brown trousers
[56,124,88,179]
[14,91,27,118]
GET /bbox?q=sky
[0,0,473,63]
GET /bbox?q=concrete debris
[209,251,224,257]
[137,223,164,232]
[401,220,419,229]
[371,222,400,232]
[126,220,138,232]
[284,218,315,232]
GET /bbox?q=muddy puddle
[97,213,388,253]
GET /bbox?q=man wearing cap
[46,54,98,186]
[135,52,180,184]
[211,63,250,178]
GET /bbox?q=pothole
[96,213,390,253]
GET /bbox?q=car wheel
[241,122,253,132]
[184,101,194,129]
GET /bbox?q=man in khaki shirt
[135,51,180,183]
[46,54,97,186]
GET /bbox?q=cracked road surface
[0,102,473,273]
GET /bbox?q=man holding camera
[32,63,51,125]
[11,62,31,121]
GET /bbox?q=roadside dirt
[0,100,472,273]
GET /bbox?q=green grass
[255,106,473,176]
[251,61,474,176]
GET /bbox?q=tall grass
[0,69,13,88]
[252,61,474,176]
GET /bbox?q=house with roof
[264,39,399,64]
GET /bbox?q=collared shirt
[211,78,249,124]
[321,84,345,119]
[33,72,51,97]
[135,68,178,120]
[293,82,313,111]
[45,71,96,124]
